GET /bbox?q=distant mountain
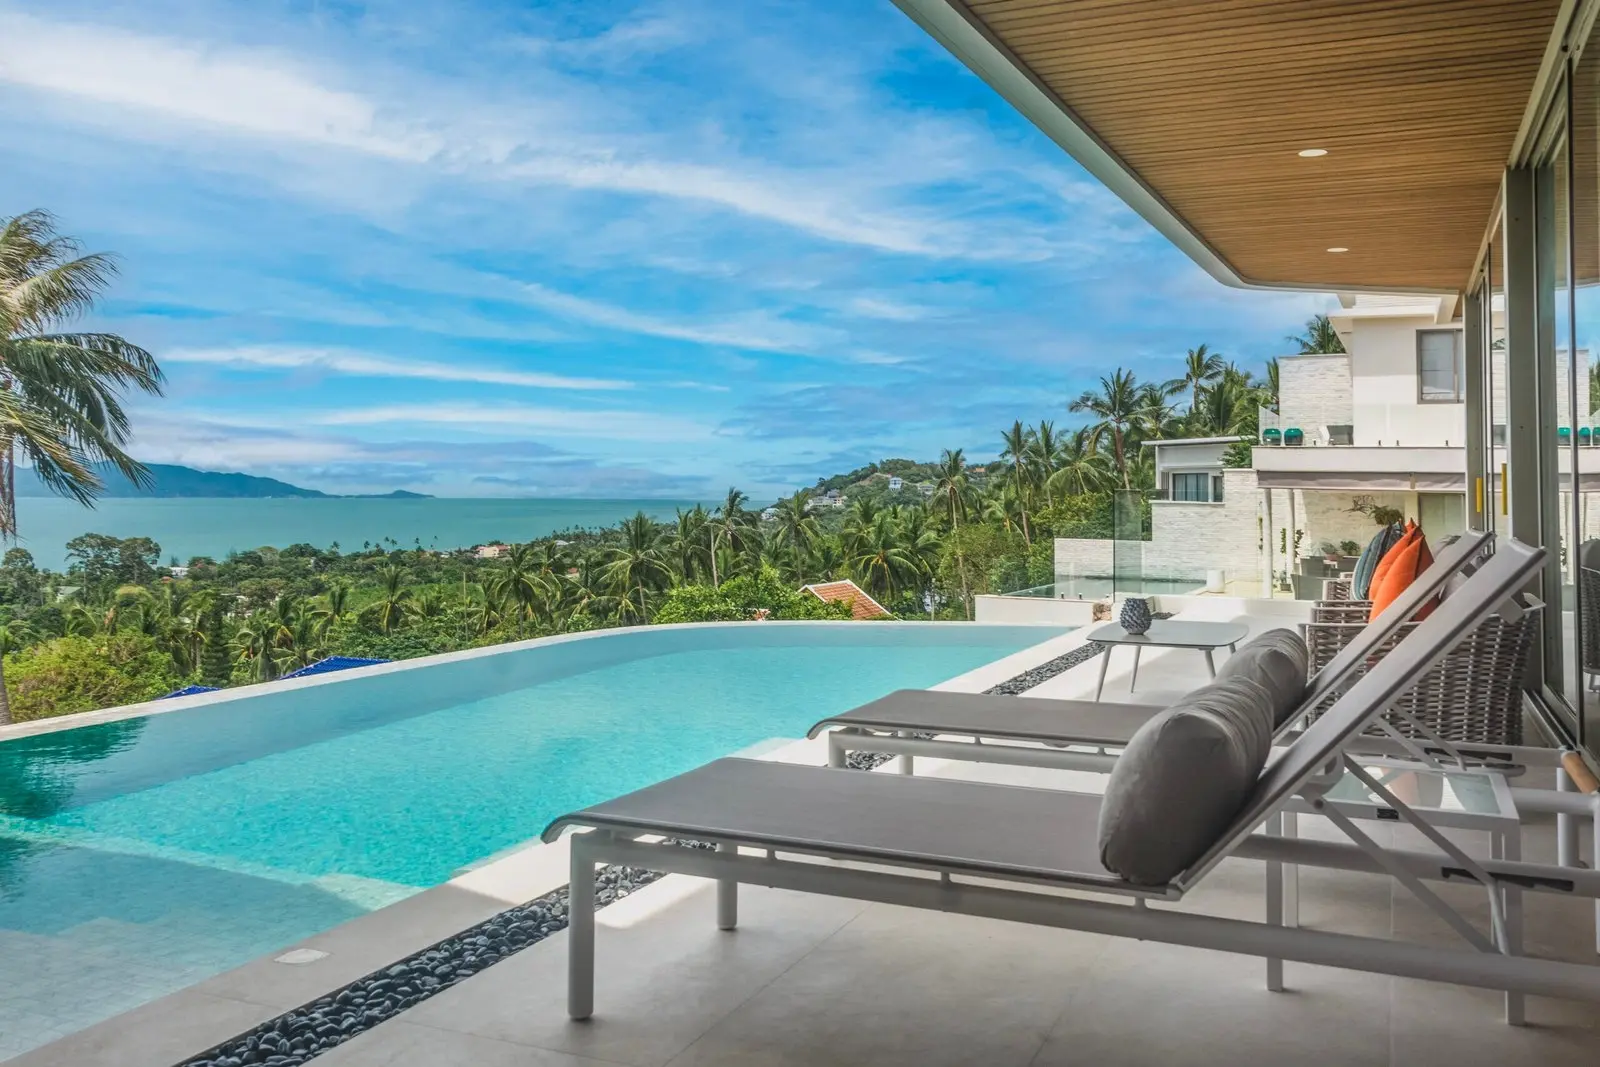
[14,463,432,500]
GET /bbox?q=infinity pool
[0,622,1060,1058]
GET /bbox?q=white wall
[973,595,1100,626]
[1289,489,1415,557]
[1347,319,1467,446]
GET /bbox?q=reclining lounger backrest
[1172,536,1545,895]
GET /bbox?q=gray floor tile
[666,903,1103,1067]
[403,881,868,1067]
[1032,939,1391,1067]
[316,1020,624,1066]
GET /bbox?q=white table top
[1085,619,1251,649]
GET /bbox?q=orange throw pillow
[1367,527,1417,602]
[1369,531,1435,621]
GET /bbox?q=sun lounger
[812,529,1497,775]
[547,539,1600,1025]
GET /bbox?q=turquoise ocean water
[12,496,710,569]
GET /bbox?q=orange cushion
[1369,531,1435,621]
[1367,528,1417,601]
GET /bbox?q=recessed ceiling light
[1327,247,1349,253]
[1298,148,1329,157]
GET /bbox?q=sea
[10,497,712,571]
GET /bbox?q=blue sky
[0,0,1329,499]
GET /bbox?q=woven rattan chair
[1303,595,1538,745]
[1580,544,1600,691]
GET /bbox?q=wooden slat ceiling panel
[963,0,1561,290]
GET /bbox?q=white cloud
[517,281,836,354]
[0,13,439,161]
[0,13,1053,261]
[848,296,936,322]
[309,402,713,442]
[161,344,632,391]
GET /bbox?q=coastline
[11,496,712,569]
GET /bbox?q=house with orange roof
[800,579,892,620]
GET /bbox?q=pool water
[0,622,1058,1057]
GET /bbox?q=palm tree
[1164,343,1225,414]
[316,581,351,630]
[848,511,917,603]
[769,492,818,559]
[1047,426,1112,498]
[367,563,412,635]
[0,210,166,537]
[488,543,547,637]
[665,507,711,583]
[1069,368,1141,489]
[1135,382,1181,442]
[1289,313,1345,354]
[1029,421,1063,505]
[232,612,279,683]
[0,618,35,724]
[707,488,751,587]
[930,448,976,618]
[465,583,508,637]
[998,420,1035,546]
[841,498,883,558]
[604,512,670,623]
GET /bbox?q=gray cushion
[1097,676,1274,886]
[1352,524,1402,599]
[1215,628,1309,727]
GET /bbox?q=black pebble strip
[176,842,713,1067]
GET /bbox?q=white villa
[1059,291,1598,596]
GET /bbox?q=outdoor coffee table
[1085,619,1252,700]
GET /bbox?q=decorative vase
[1119,597,1153,635]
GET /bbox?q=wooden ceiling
[955,0,1563,292]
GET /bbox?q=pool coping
[0,619,1068,743]
[3,624,1088,1067]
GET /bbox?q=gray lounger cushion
[1097,675,1274,885]
[1215,628,1309,727]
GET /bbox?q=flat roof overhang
[894,0,1570,293]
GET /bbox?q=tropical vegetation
[0,339,1286,722]
[0,206,1301,722]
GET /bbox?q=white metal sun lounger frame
[548,539,1600,1024]
[815,528,1502,779]
[808,529,1600,961]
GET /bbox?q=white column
[1262,488,1276,598]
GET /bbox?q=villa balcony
[13,599,1598,1067]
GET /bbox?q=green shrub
[4,634,181,721]
[653,566,853,624]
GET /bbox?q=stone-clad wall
[1278,355,1352,434]
[1143,468,1261,580]
[1054,469,1262,586]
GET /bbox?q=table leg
[1499,830,1525,1025]
[1130,646,1142,692]
[1204,648,1216,677]
[1095,646,1111,701]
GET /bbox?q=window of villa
[1211,474,1224,502]
[1171,472,1210,501]
[1417,330,1465,402]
